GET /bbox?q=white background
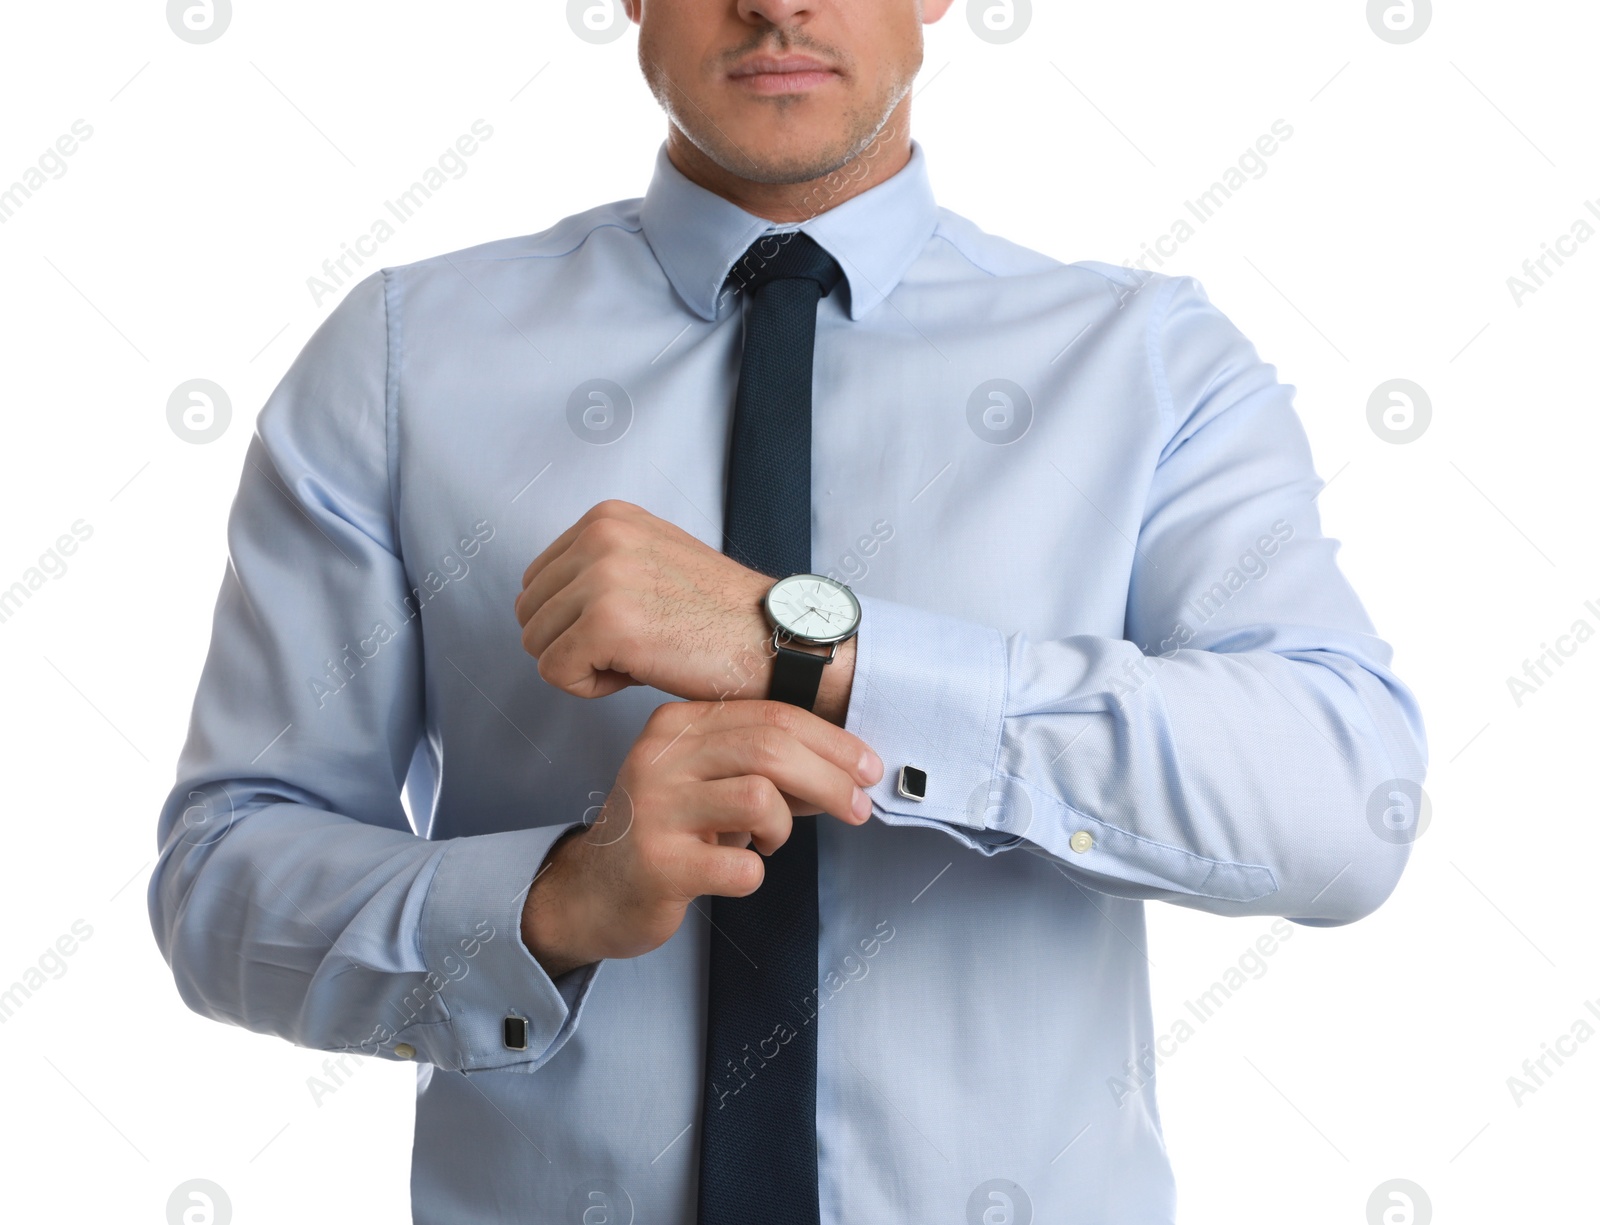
[1,1,1594,1221]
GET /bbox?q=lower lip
[730,69,837,95]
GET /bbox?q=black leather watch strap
[769,641,827,709]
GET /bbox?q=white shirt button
[1069,831,1094,854]
[393,1043,416,1059]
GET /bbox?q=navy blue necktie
[697,230,843,1225]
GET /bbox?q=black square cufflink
[503,1013,528,1051]
[896,765,927,801]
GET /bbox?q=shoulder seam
[1146,274,1189,439]
[928,227,1002,278]
[930,223,1142,293]
[408,218,643,271]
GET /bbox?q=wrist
[811,633,856,726]
[520,828,594,980]
[753,573,860,723]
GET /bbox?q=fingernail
[851,787,871,822]
[857,749,882,784]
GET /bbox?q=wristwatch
[761,573,861,710]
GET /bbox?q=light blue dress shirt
[150,138,1427,1223]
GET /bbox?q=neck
[664,104,913,225]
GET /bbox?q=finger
[514,523,631,631]
[513,545,574,631]
[519,499,646,590]
[680,775,795,856]
[655,699,884,787]
[536,602,644,698]
[518,565,602,661]
[684,724,871,829]
[667,837,765,899]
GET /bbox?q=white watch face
[766,574,861,644]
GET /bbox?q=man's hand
[520,699,884,978]
[513,499,856,722]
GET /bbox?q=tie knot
[725,230,844,300]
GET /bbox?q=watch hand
[785,607,822,633]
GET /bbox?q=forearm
[845,594,1427,925]
[151,788,598,1071]
[1000,630,1424,920]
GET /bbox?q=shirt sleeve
[148,269,602,1074]
[843,274,1428,925]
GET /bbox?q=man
[150,0,1428,1220]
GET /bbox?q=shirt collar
[639,137,939,322]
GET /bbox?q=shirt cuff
[844,592,1014,852]
[412,822,602,1072]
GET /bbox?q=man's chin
[688,120,876,187]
